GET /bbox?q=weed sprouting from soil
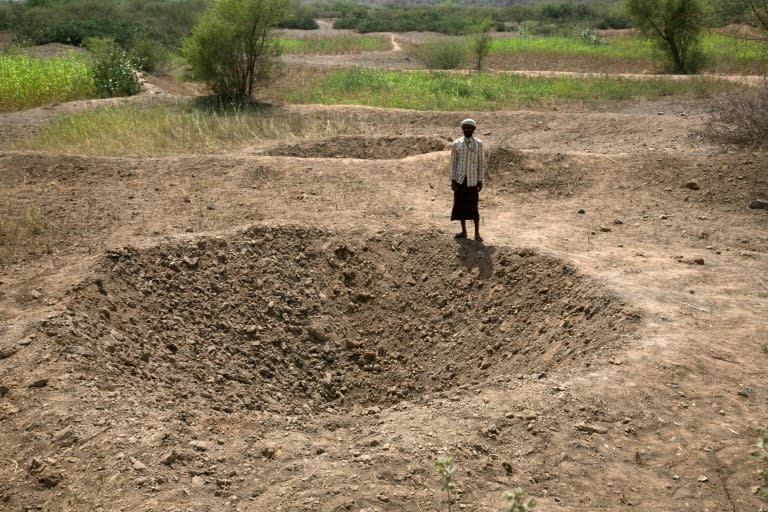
[502,488,537,512]
[753,424,768,496]
[434,457,537,512]
[435,457,458,511]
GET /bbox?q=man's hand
[477,181,483,192]
[451,180,458,191]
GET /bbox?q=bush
[15,16,141,47]
[415,39,467,70]
[88,39,142,98]
[128,36,170,73]
[706,80,768,148]
[183,0,287,101]
[279,3,319,29]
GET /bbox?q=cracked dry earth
[1,94,768,512]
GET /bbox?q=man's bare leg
[455,220,468,239]
[474,219,482,242]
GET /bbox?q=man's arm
[449,144,458,189]
[477,141,486,191]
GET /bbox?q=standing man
[450,118,486,242]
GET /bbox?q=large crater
[41,227,638,414]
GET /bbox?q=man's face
[462,124,475,138]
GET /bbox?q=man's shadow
[454,239,496,279]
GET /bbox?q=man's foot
[474,234,483,242]
[454,232,467,239]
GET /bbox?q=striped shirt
[450,136,485,187]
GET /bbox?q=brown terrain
[1,27,768,512]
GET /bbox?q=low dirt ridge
[39,226,636,416]
[263,135,449,159]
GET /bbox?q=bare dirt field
[1,35,768,512]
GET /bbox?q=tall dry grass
[10,99,377,156]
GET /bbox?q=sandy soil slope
[1,37,768,512]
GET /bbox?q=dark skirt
[451,179,479,221]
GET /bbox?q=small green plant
[502,487,537,512]
[87,38,142,98]
[518,22,530,39]
[753,424,768,496]
[579,28,604,45]
[435,456,458,511]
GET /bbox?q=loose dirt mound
[488,148,588,196]
[39,226,638,416]
[264,135,449,159]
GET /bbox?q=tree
[182,0,288,101]
[751,0,768,32]
[627,0,705,74]
[471,18,495,73]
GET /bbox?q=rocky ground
[1,33,768,512]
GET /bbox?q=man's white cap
[461,118,476,127]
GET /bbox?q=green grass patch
[700,32,768,74]
[10,101,375,156]
[280,35,390,55]
[488,32,767,74]
[275,68,738,110]
[490,34,654,60]
[0,52,94,112]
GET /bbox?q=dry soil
[1,35,768,512]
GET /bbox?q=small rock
[577,209,586,214]
[53,427,80,447]
[38,472,62,488]
[190,440,210,451]
[612,219,623,225]
[659,214,668,220]
[0,346,17,359]
[28,378,49,388]
[160,449,189,466]
[672,474,681,481]
[683,181,700,190]
[131,458,147,471]
[0,385,9,397]
[575,423,608,435]
[697,475,709,482]
[599,227,612,232]
[750,199,768,209]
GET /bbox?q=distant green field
[488,32,767,74]
[276,68,739,110]
[280,34,391,54]
[0,53,94,112]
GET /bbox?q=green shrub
[128,36,170,73]
[415,38,467,70]
[88,40,142,98]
